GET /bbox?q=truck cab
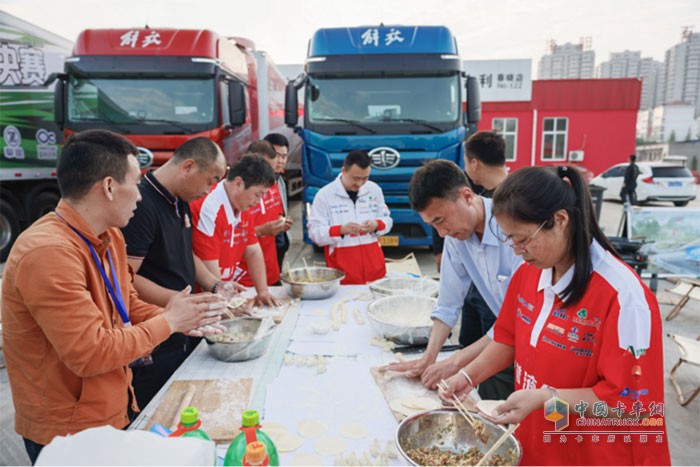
[53,29,252,168]
[285,25,480,247]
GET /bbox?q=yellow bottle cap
[245,441,267,464]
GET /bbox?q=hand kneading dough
[476,399,507,417]
[314,436,347,456]
[297,418,327,439]
[339,422,369,440]
[289,453,324,466]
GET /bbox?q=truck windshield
[306,75,460,131]
[67,77,216,131]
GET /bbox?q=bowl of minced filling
[396,408,522,466]
[204,318,275,362]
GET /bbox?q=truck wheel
[0,200,20,262]
[30,191,60,221]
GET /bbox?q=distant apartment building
[538,41,595,79]
[662,30,700,115]
[598,50,663,110]
[650,103,696,142]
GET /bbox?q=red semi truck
[51,28,299,186]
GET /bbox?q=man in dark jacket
[621,154,640,205]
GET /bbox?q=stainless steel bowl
[396,408,522,466]
[367,295,436,345]
[204,318,275,362]
[280,266,345,300]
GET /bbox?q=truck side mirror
[54,79,65,128]
[285,81,298,127]
[228,81,246,126]
[465,76,481,125]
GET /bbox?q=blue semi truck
[284,25,481,248]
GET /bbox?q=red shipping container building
[479,78,641,176]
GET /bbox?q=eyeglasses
[500,220,548,251]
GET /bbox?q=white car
[591,162,697,207]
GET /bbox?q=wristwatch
[212,281,224,294]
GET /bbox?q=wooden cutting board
[370,367,476,422]
[147,379,252,444]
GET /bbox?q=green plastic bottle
[169,407,212,441]
[224,410,279,466]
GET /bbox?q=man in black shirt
[263,133,293,271]
[621,154,640,205]
[120,137,227,409]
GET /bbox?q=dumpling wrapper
[314,436,347,456]
[297,419,327,439]
[476,399,507,417]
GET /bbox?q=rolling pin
[169,383,197,431]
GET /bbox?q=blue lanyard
[58,214,130,326]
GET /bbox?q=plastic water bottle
[224,410,279,466]
[169,407,212,441]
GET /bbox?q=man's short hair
[171,137,222,169]
[409,160,471,212]
[57,130,137,200]
[226,154,276,188]
[464,130,506,166]
[263,133,289,149]
[247,140,276,159]
[629,154,637,162]
[343,150,371,170]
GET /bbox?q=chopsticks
[223,307,236,320]
[438,379,477,429]
[302,257,312,281]
[475,423,520,467]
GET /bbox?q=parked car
[591,162,698,207]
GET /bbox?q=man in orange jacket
[1,130,224,463]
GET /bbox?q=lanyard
[57,214,130,326]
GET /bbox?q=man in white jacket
[308,150,393,284]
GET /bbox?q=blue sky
[2,0,698,66]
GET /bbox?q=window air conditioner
[569,150,584,162]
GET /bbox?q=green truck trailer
[0,11,72,260]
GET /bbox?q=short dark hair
[465,130,506,166]
[263,133,289,149]
[247,140,276,159]
[226,154,276,188]
[492,166,619,306]
[171,137,222,168]
[629,154,637,162]
[409,160,471,212]
[343,150,370,170]
[57,130,137,199]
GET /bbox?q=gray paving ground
[1,192,699,465]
